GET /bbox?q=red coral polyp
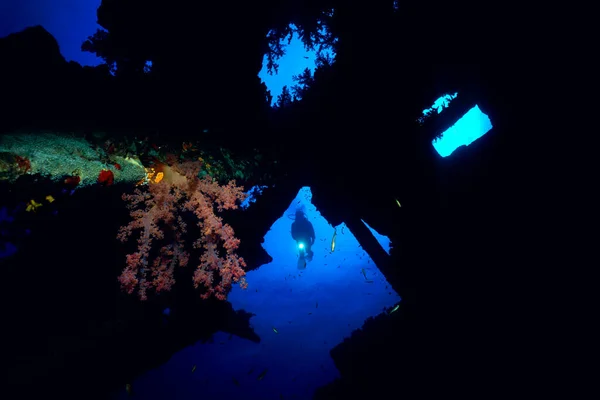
[14,155,31,173]
[64,175,81,187]
[98,169,114,186]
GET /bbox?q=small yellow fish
[331,229,337,252]
[45,195,55,203]
[191,365,196,373]
[125,383,133,396]
[389,304,400,314]
[272,327,278,334]
[25,199,42,212]
[395,198,401,208]
[361,268,374,283]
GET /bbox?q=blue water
[114,187,400,399]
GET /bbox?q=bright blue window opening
[420,93,493,157]
[258,22,336,106]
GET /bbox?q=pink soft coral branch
[117,161,247,301]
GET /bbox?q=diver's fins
[297,257,307,270]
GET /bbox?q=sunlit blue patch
[361,219,392,255]
[0,3,104,67]
[240,185,268,209]
[298,242,304,250]
[417,92,458,124]
[258,23,336,106]
[143,60,153,74]
[433,105,493,157]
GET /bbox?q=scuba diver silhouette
[291,209,315,263]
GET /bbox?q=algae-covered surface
[0,132,145,186]
[0,131,270,188]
